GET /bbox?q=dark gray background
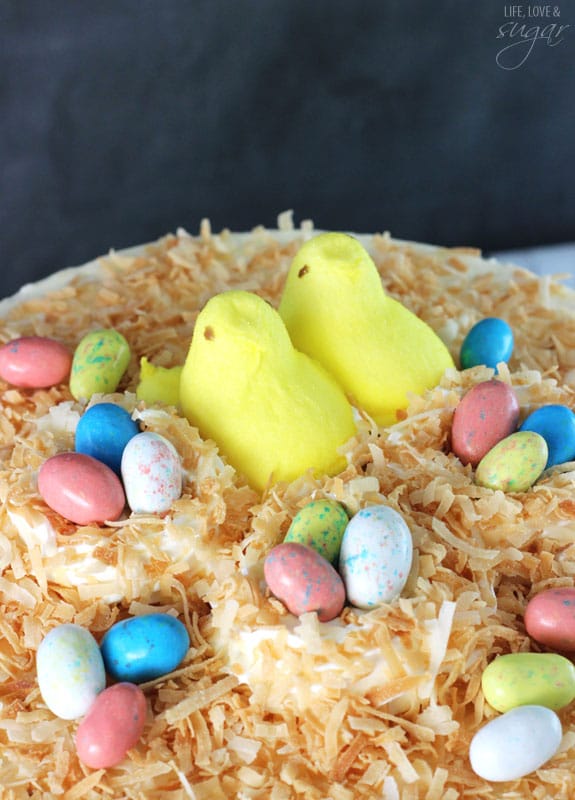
[1,1,574,299]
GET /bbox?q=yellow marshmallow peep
[279,232,454,425]
[179,290,355,491]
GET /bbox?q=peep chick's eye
[298,265,310,278]
[203,326,215,340]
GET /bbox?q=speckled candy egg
[482,652,575,713]
[37,623,106,720]
[460,317,514,371]
[264,542,346,622]
[284,499,349,564]
[75,402,140,475]
[76,682,147,768]
[451,379,520,466]
[70,328,131,401]
[525,588,575,651]
[469,705,562,782]
[121,431,182,513]
[38,452,126,525]
[338,505,413,610]
[520,404,575,468]
[0,336,72,388]
[100,613,190,683]
[475,431,548,492]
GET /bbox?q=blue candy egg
[75,402,140,475]
[460,318,514,371]
[100,613,190,683]
[520,404,575,468]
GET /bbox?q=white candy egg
[37,623,106,720]
[339,505,413,609]
[121,431,182,513]
[469,705,562,782]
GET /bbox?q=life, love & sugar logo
[496,4,570,70]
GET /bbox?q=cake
[1,211,575,798]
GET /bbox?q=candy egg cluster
[6,327,186,525]
[471,586,575,781]
[0,330,184,523]
[264,501,413,621]
[452,376,575,493]
[39,410,183,523]
[37,614,189,768]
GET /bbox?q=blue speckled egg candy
[460,317,514,371]
[75,402,140,475]
[519,404,575,468]
[100,613,190,683]
[339,505,413,609]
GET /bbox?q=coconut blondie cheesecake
[0,212,575,798]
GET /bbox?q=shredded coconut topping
[0,218,574,797]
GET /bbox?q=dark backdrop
[1,1,574,299]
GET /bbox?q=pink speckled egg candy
[0,336,72,388]
[38,452,126,525]
[76,682,147,768]
[264,542,345,622]
[451,379,520,467]
[525,588,575,651]
[121,431,182,514]
[339,505,413,609]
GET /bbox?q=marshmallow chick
[278,233,454,425]
[179,291,356,491]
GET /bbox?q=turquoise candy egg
[75,402,140,475]
[339,505,413,609]
[460,317,514,371]
[284,499,348,564]
[520,404,575,468]
[469,705,562,782]
[475,431,548,492]
[37,623,106,720]
[100,614,190,683]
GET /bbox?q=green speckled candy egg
[482,652,575,713]
[284,499,348,564]
[475,431,548,492]
[70,329,131,401]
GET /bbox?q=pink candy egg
[38,452,126,525]
[75,682,147,769]
[264,542,345,622]
[451,379,520,466]
[0,336,72,388]
[525,588,575,651]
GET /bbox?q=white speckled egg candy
[121,431,182,514]
[37,623,106,720]
[339,505,413,609]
